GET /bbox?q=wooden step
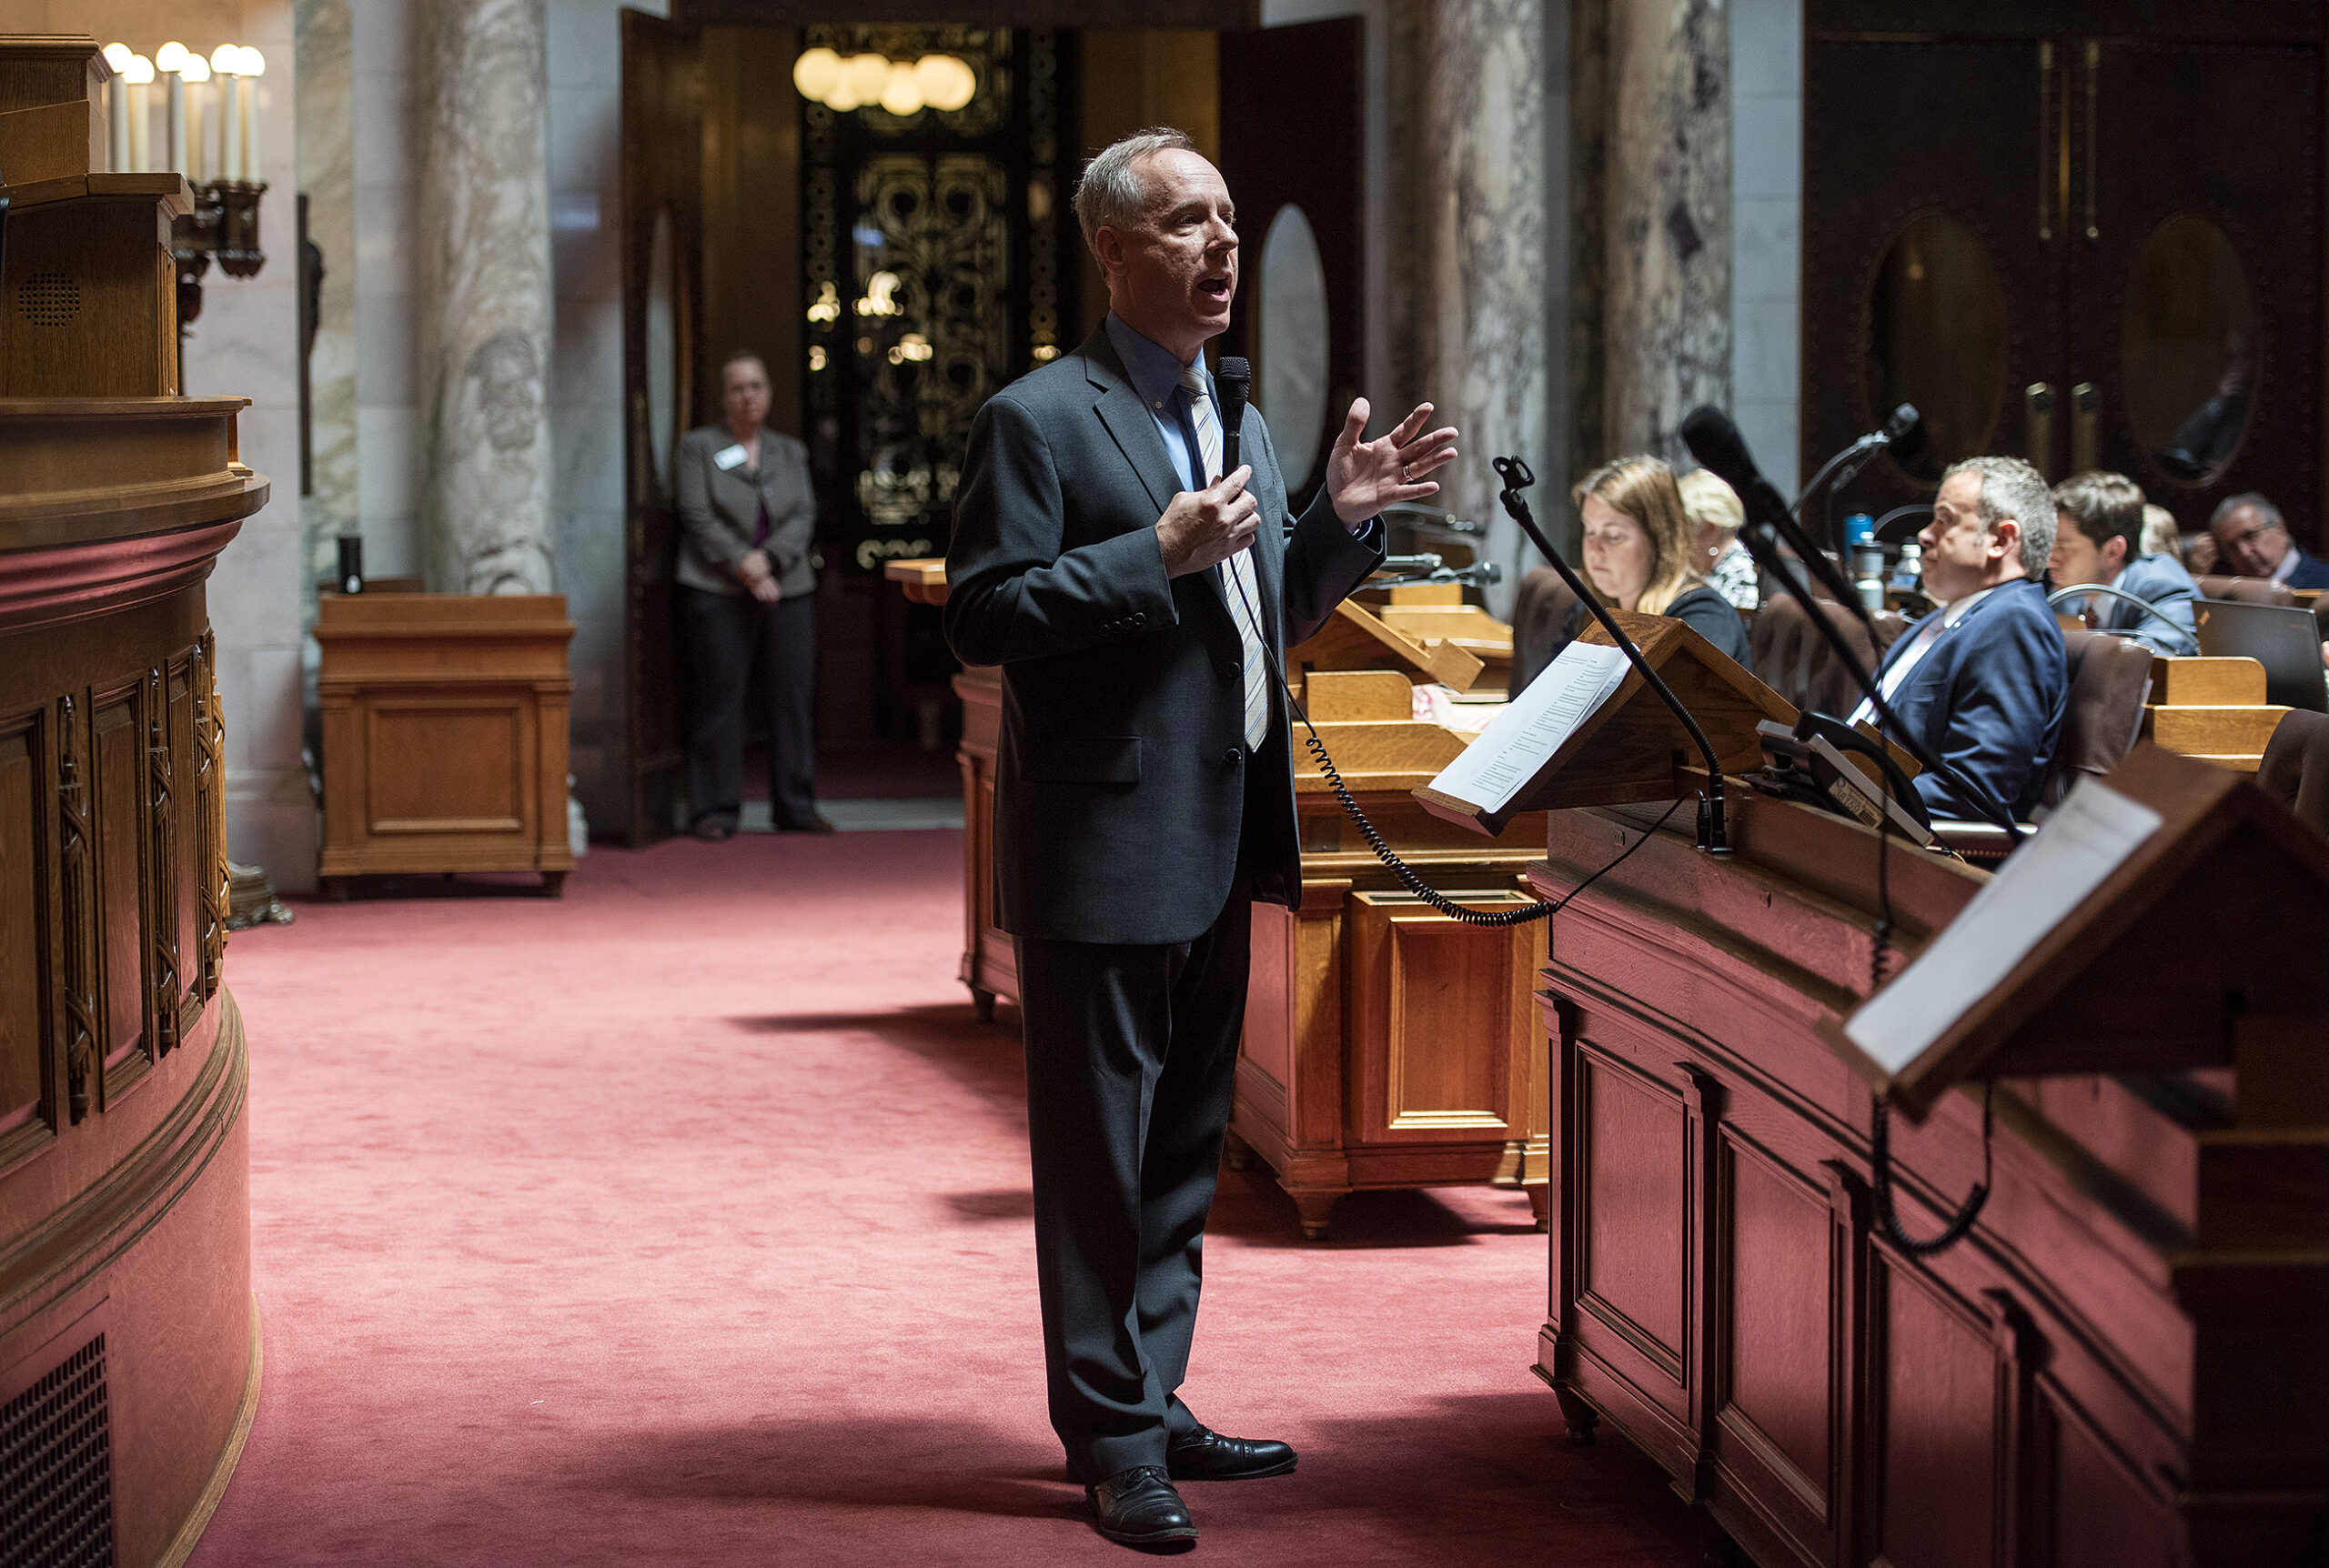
[2142,703,2290,756]
[2151,655,2267,705]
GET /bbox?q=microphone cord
[1221,531,1681,929]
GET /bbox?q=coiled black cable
[1289,693,1682,928]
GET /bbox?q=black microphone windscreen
[1679,406,1755,490]
[1886,404,1940,483]
[1216,357,1252,400]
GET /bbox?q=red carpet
[192,832,1704,1565]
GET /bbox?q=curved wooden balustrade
[0,394,267,1567]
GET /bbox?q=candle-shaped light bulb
[158,45,190,174]
[214,48,241,185]
[179,54,210,180]
[125,55,155,174]
[237,47,265,181]
[105,45,131,171]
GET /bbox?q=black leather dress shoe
[1165,1424,1298,1481]
[1086,1466,1198,1550]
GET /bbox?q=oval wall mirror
[2122,214,2255,487]
[645,207,679,492]
[1865,211,2010,473]
[1258,205,1329,494]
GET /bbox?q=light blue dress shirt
[1104,311,1215,492]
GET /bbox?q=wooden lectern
[1520,740,2329,1566]
[0,37,187,397]
[316,590,578,896]
[0,35,263,1567]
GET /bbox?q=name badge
[712,443,749,471]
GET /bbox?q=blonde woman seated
[1571,455,1754,670]
[1678,467,1759,609]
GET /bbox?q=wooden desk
[316,592,577,894]
[1530,789,2326,1566]
[889,559,1553,1235]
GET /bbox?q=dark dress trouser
[680,584,819,829]
[1013,767,1265,1484]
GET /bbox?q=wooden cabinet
[1532,786,2329,1566]
[316,592,577,893]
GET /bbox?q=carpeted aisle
[192,832,1704,1566]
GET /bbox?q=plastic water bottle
[1856,546,1888,612]
[1891,542,1922,594]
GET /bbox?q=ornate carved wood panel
[89,681,149,1101]
[0,709,50,1161]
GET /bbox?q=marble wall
[297,0,356,608]
[1390,0,1558,613]
[416,0,553,595]
[1598,0,1732,467]
[1730,0,1800,493]
[49,0,313,887]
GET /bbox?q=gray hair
[1943,456,2054,578]
[2209,491,2283,535]
[1073,127,1197,249]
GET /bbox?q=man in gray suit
[2049,470,2200,657]
[675,351,830,838]
[945,127,1458,1549]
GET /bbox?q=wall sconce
[103,40,269,338]
[791,48,976,116]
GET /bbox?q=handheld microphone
[1215,357,1251,480]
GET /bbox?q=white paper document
[1425,641,1631,814]
[1844,780,2164,1075]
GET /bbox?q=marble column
[1588,0,1731,466]
[1391,0,1553,617]
[417,0,554,595]
[297,0,358,616]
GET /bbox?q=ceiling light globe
[842,52,889,102]
[156,42,189,73]
[791,46,841,101]
[181,55,211,83]
[879,62,922,116]
[210,44,241,74]
[238,47,266,76]
[103,42,133,73]
[125,54,156,85]
[929,57,977,113]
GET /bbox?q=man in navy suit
[2210,493,2329,590]
[2049,470,2199,656]
[945,128,1458,1550]
[1854,456,2067,820]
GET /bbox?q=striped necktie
[1179,363,1270,750]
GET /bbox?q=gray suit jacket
[2098,551,2200,657]
[675,425,818,598]
[944,325,1384,946]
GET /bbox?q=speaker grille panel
[0,1334,114,1568]
[15,275,81,327]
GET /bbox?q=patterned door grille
[0,1334,113,1568]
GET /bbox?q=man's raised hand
[1325,398,1460,526]
[1156,465,1260,578]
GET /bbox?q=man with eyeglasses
[2207,493,2329,590]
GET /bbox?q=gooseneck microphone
[1492,457,1729,854]
[1215,356,1251,479]
[1678,405,2023,841]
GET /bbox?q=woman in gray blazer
[675,351,829,837]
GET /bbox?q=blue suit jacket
[2285,552,2329,591]
[2096,552,2199,657]
[1873,576,2068,820]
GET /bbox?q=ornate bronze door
[618,11,704,845]
[1804,3,2327,547]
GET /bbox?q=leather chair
[1746,591,1905,718]
[1508,567,1580,695]
[1932,628,2156,866]
[2258,709,2329,842]
[2196,574,2297,607]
